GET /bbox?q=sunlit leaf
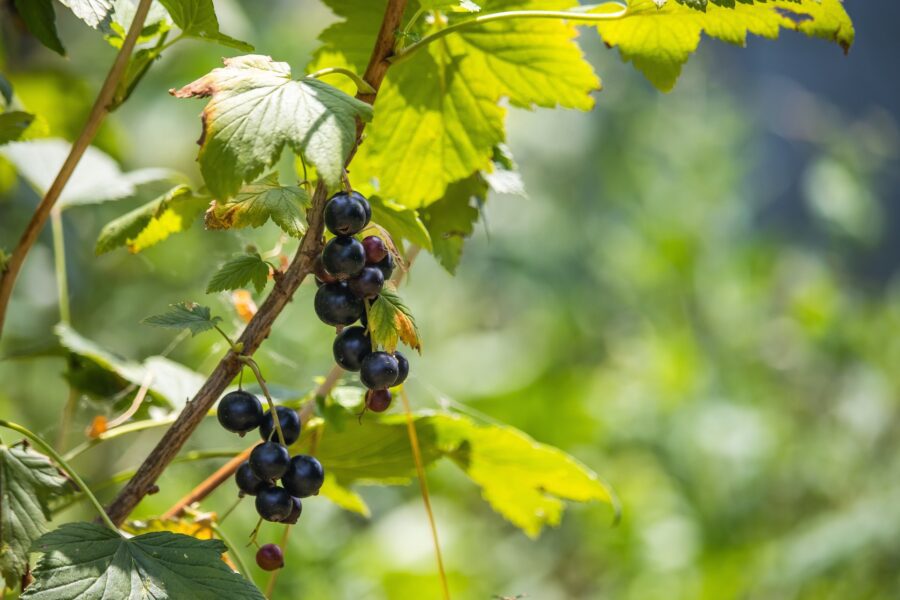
[157,0,253,50]
[143,302,222,336]
[58,0,113,29]
[205,173,309,237]
[368,286,421,354]
[206,253,271,295]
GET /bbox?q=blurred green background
[2,1,899,598]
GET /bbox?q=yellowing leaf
[368,286,421,353]
[595,0,855,91]
[204,173,310,237]
[172,55,373,197]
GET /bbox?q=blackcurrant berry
[235,461,268,496]
[393,351,409,386]
[366,389,392,413]
[314,282,364,326]
[282,496,303,525]
[249,442,291,480]
[324,191,370,236]
[362,236,388,264]
[256,544,285,571]
[260,406,301,445]
[360,352,400,390]
[333,326,371,371]
[282,455,325,498]
[255,486,293,522]
[313,255,337,284]
[348,266,384,299]
[216,390,264,434]
[322,236,366,279]
[374,252,395,281]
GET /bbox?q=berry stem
[0,420,120,535]
[307,67,377,95]
[247,516,264,547]
[264,525,293,598]
[398,389,450,600]
[238,356,287,446]
[211,521,251,577]
[217,495,244,525]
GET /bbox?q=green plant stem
[50,208,69,324]
[0,420,119,535]
[264,524,292,598]
[239,356,286,446]
[64,415,180,462]
[0,0,155,340]
[307,67,377,94]
[393,3,628,61]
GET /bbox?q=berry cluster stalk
[105,0,411,527]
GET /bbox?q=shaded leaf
[0,111,47,145]
[143,302,222,336]
[206,253,270,295]
[368,286,421,354]
[369,195,432,251]
[22,522,264,599]
[13,0,65,56]
[157,0,253,50]
[0,445,69,588]
[205,173,309,237]
[421,175,487,275]
[171,55,373,197]
[95,184,208,254]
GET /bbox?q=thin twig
[239,356,286,446]
[105,0,410,527]
[0,0,155,339]
[398,388,450,599]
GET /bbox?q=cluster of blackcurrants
[216,390,324,529]
[313,191,410,412]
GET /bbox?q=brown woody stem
[106,0,411,526]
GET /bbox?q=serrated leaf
[369,195,432,251]
[292,410,616,537]
[206,253,270,295]
[122,516,215,539]
[103,0,171,49]
[420,175,486,275]
[13,0,66,56]
[484,143,526,197]
[171,55,373,197]
[0,445,69,588]
[594,0,855,91]
[143,302,222,336]
[58,0,113,28]
[95,184,208,254]
[157,0,253,50]
[22,522,264,599]
[1,139,181,208]
[205,173,309,237]
[368,286,421,353]
[56,323,206,410]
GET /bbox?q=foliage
[142,302,222,336]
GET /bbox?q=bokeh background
[2,1,899,598]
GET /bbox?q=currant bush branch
[0,0,155,339]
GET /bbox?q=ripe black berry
[235,461,268,496]
[313,255,337,284]
[333,326,371,371]
[314,282,364,326]
[360,351,400,390]
[249,442,291,481]
[260,406,301,445]
[282,496,303,524]
[324,191,370,236]
[366,389,392,413]
[362,236,388,264]
[374,253,395,281]
[348,266,384,299]
[282,455,325,498]
[255,486,293,522]
[256,544,284,571]
[322,236,365,279]
[393,351,409,386]
[216,390,263,434]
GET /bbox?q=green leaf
[419,0,481,11]
[1,138,182,208]
[0,445,69,588]
[157,0,253,50]
[58,0,114,29]
[369,195,432,251]
[171,55,373,197]
[206,253,270,295]
[368,286,421,354]
[292,409,616,537]
[319,472,370,517]
[205,173,309,237]
[420,175,486,275]
[103,0,171,49]
[594,0,855,92]
[22,522,265,599]
[56,324,206,410]
[143,302,222,337]
[95,184,209,255]
[0,111,46,145]
[13,0,66,56]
